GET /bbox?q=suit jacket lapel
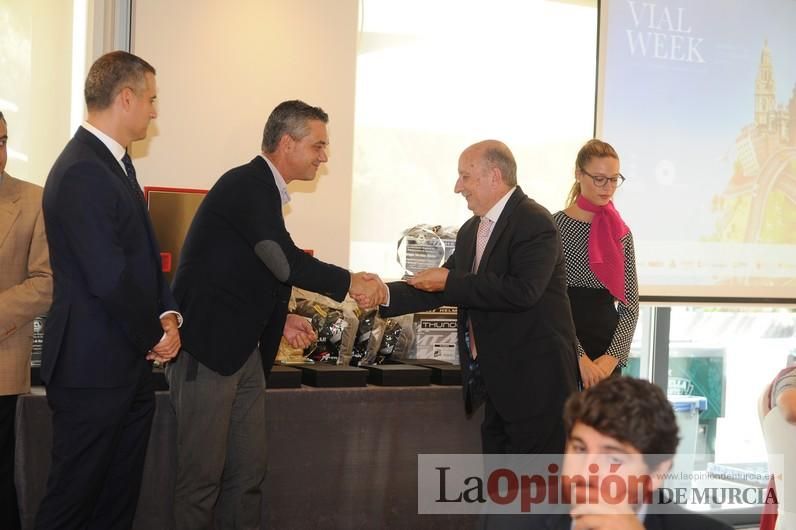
[75,127,132,188]
[252,156,285,209]
[476,186,526,274]
[75,127,163,270]
[75,126,150,213]
[0,173,21,251]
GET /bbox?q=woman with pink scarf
[553,139,639,389]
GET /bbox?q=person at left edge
[35,51,181,530]
[0,111,53,530]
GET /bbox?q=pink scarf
[576,195,630,303]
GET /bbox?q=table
[16,385,481,529]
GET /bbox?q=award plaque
[396,225,454,277]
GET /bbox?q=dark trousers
[166,349,266,530]
[35,364,155,530]
[479,397,564,530]
[481,397,565,455]
[0,394,21,530]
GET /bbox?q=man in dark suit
[537,376,731,530]
[167,99,384,529]
[378,140,579,455]
[36,51,181,530]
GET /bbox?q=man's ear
[117,86,135,111]
[490,166,503,186]
[277,133,293,153]
[114,86,138,116]
[648,458,673,491]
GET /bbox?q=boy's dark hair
[564,376,680,468]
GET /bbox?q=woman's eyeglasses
[580,168,626,188]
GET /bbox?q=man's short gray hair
[261,100,328,153]
[483,144,517,186]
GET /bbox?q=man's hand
[283,314,316,349]
[578,355,608,389]
[406,267,448,292]
[570,502,643,530]
[147,313,181,363]
[349,272,387,308]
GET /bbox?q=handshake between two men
[282,270,388,350]
[350,267,449,306]
[282,268,449,350]
[349,271,388,308]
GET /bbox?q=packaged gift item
[293,300,348,364]
[349,309,377,367]
[408,306,459,364]
[282,288,359,365]
[359,314,414,366]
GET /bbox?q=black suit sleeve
[379,253,457,317]
[380,282,444,317]
[281,230,350,301]
[52,160,163,352]
[157,277,179,314]
[222,173,350,301]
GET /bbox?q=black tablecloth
[16,385,481,529]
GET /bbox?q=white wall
[2,0,75,186]
[131,0,358,267]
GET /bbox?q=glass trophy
[396,225,448,278]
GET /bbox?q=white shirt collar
[82,121,126,171]
[483,186,516,225]
[260,154,290,206]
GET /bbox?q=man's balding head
[455,140,517,216]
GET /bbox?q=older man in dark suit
[379,140,579,455]
[37,51,181,530]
